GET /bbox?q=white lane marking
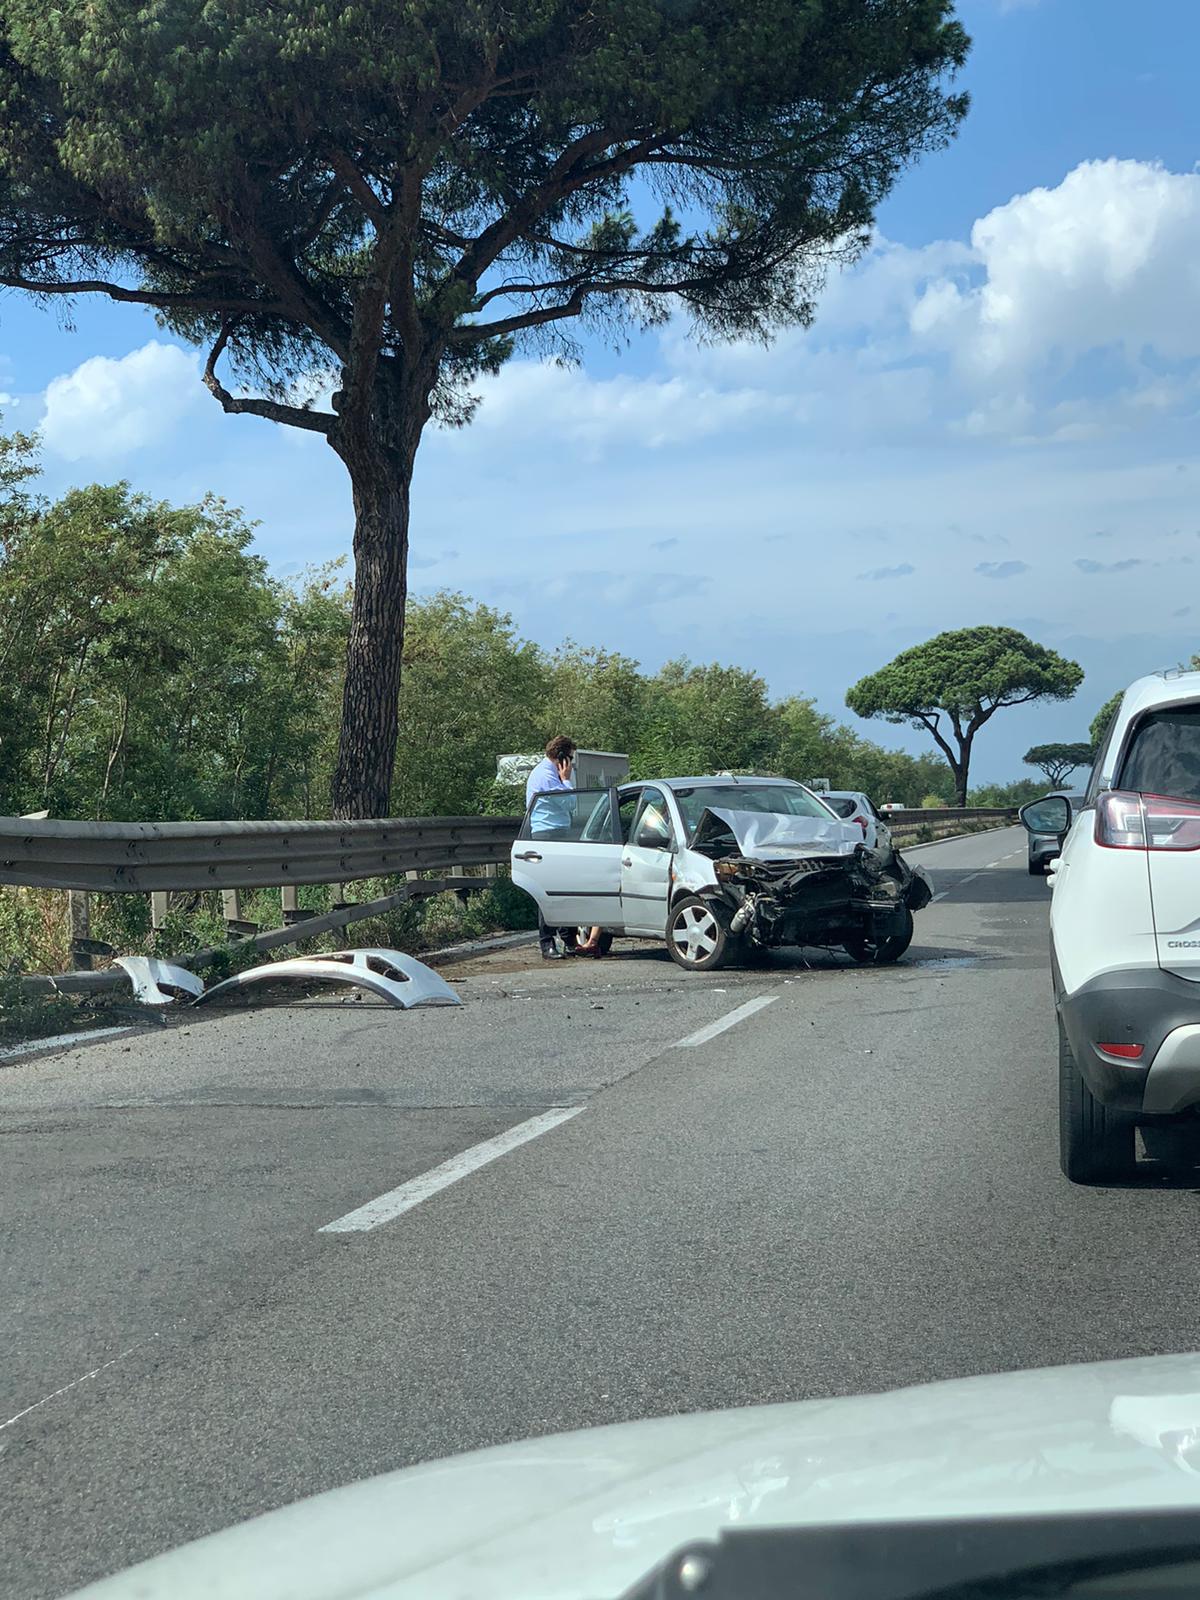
[931,891,948,903]
[0,1338,152,1434]
[673,994,778,1048]
[320,1106,585,1234]
[0,1026,131,1063]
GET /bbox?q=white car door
[620,785,675,936]
[510,787,623,927]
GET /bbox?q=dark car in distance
[1027,789,1085,874]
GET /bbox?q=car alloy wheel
[667,896,729,971]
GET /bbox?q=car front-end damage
[678,808,932,958]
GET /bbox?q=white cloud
[468,358,789,456]
[41,341,202,461]
[914,159,1200,375]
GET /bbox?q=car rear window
[1117,707,1200,802]
[825,797,858,818]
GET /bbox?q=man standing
[526,734,577,959]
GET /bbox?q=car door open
[620,786,674,935]
[510,787,623,928]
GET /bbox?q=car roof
[822,790,866,800]
[648,775,803,790]
[1117,670,1200,720]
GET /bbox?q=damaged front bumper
[704,847,932,952]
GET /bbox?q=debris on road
[194,948,463,1011]
[113,955,205,1006]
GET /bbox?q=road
[4,826,1200,1598]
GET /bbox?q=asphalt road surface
[5,826,1200,1598]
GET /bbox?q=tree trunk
[953,736,973,807]
[330,404,423,820]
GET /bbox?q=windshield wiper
[619,1510,1200,1600]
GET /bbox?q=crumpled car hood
[71,1353,1200,1600]
[694,807,861,860]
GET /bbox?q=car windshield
[671,783,833,835]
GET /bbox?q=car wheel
[667,896,729,972]
[1027,856,1041,875]
[1059,1016,1136,1184]
[843,906,914,965]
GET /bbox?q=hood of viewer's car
[71,1354,1200,1600]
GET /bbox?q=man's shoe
[540,946,565,960]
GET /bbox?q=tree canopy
[1023,742,1095,787]
[846,625,1084,804]
[0,0,969,815]
[1089,691,1124,748]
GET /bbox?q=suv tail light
[855,815,869,834]
[1096,790,1200,851]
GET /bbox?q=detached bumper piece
[113,955,206,1005]
[194,948,462,1010]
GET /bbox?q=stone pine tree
[847,626,1084,806]
[1023,742,1095,787]
[0,0,969,816]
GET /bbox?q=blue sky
[2,0,1198,784]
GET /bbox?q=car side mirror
[637,830,671,851]
[1019,795,1071,838]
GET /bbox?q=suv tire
[1059,1017,1136,1184]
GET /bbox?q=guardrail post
[151,891,170,931]
[280,885,314,927]
[221,889,258,938]
[68,889,92,971]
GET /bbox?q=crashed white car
[513,776,931,972]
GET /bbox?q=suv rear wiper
[619,1510,1200,1600]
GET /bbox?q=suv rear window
[1117,707,1200,802]
[825,797,858,818]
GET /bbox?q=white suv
[1021,670,1200,1183]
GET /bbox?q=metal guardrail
[885,807,1015,827]
[2,804,1017,990]
[0,807,1014,894]
[0,814,522,893]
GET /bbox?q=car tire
[666,896,729,972]
[1058,1017,1136,1184]
[843,906,914,966]
[1028,856,1043,876]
